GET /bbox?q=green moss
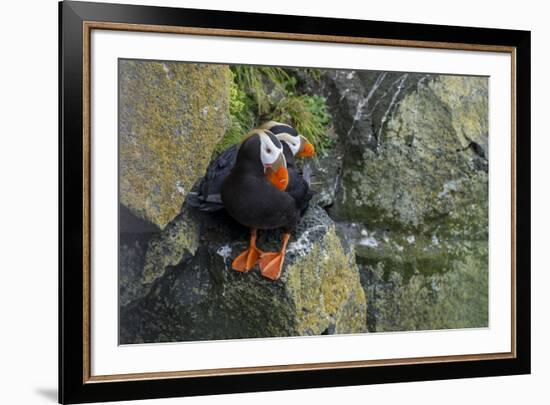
[302,68,322,83]
[214,71,255,153]
[362,241,488,332]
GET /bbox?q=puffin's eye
[266,148,272,154]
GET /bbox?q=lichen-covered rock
[119,233,152,307]
[333,219,488,331]
[324,72,488,229]
[119,205,367,343]
[119,60,231,229]
[119,204,202,305]
[141,207,200,285]
[311,71,489,331]
[359,245,488,332]
[306,127,344,208]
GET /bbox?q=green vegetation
[215,65,332,153]
[231,66,292,115]
[214,71,255,153]
[273,94,333,151]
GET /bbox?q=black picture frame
[59,1,531,403]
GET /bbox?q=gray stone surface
[119,206,366,343]
[305,71,489,331]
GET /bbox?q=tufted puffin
[221,129,298,281]
[190,122,315,215]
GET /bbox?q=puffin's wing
[286,167,314,217]
[193,144,238,211]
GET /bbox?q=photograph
[117,59,489,344]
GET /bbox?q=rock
[308,71,490,332]
[119,204,202,305]
[119,60,231,229]
[306,127,344,208]
[322,72,488,230]
[323,70,489,275]
[142,207,200,285]
[119,232,153,307]
[119,205,367,343]
[119,205,159,306]
[334,215,488,332]
[359,244,488,332]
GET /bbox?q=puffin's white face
[258,131,285,168]
[256,130,288,191]
[276,132,301,156]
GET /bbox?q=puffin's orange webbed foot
[259,233,290,281]
[259,252,285,280]
[231,246,264,272]
[231,229,264,272]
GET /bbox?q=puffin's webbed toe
[231,246,264,272]
[259,233,290,281]
[231,229,264,272]
[259,252,285,280]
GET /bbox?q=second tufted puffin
[260,121,315,215]
[221,129,298,281]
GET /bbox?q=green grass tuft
[272,94,333,151]
[216,65,333,153]
[231,66,292,115]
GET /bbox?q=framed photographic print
[59,1,531,403]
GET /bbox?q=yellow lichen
[285,228,367,335]
[142,208,200,284]
[428,76,488,148]
[119,61,231,228]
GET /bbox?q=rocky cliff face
[119,61,231,229]
[120,206,366,343]
[307,71,489,331]
[118,64,489,342]
[326,72,488,229]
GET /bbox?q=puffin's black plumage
[190,125,313,216]
[281,142,314,216]
[189,144,238,212]
[221,134,299,233]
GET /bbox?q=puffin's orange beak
[265,153,288,191]
[297,137,315,158]
[266,166,289,191]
